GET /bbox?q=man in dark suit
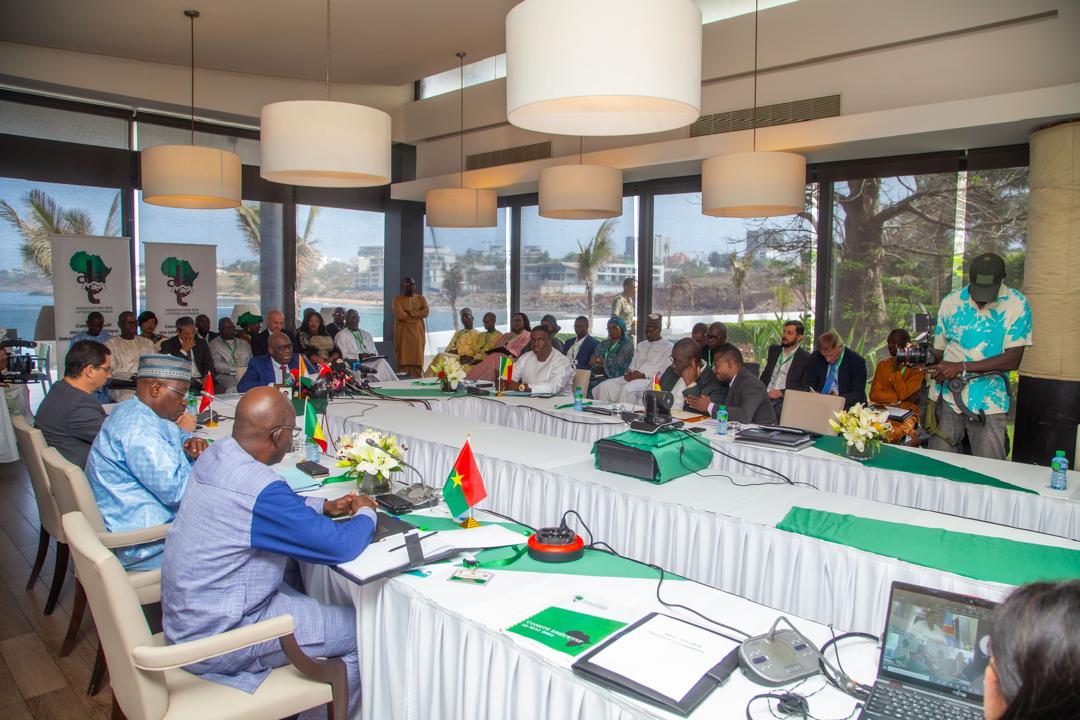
[759,319,812,416]
[658,338,727,412]
[325,306,346,339]
[250,309,295,357]
[160,316,217,382]
[804,330,867,409]
[237,332,299,392]
[709,344,777,424]
[564,315,599,370]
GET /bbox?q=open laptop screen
[879,583,996,704]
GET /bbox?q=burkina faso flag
[442,438,486,518]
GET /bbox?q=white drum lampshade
[425,188,498,228]
[539,165,623,219]
[141,144,242,209]
[702,151,807,217]
[506,0,702,136]
[260,100,391,187]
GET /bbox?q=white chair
[11,415,67,614]
[61,511,348,720]
[779,389,846,435]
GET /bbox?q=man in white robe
[106,311,156,402]
[593,314,673,404]
[510,327,574,395]
[333,309,396,382]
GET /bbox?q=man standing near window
[393,277,429,378]
[611,278,637,336]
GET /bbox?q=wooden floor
[0,457,113,720]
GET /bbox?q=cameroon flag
[498,355,513,380]
[304,399,327,452]
[442,438,486,518]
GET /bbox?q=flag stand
[459,510,480,529]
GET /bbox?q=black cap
[968,253,1006,304]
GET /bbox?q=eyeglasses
[270,343,293,351]
[92,363,113,375]
[270,424,303,439]
[160,383,188,398]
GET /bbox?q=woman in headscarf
[539,314,565,353]
[466,312,532,383]
[137,310,163,348]
[297,309,333,362]
[587,316,634,396]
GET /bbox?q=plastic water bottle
[716,406,729,436]
[305,439,321,463]
[1050,450,1068,491]
[573,386,584,412]
[186,393,199,417]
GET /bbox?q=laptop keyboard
[862,683,982,720]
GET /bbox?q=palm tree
[664,273,694,329]
[728,250,752,323]
[0,189,121,277]
[234,202,321,300]
[576,218,616,328]
[442,265,465,329]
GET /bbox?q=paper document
[435,525,530,550]
[507,595,636,658]
[585,614,739,702]
[336,532,455,583]
[278,466,323,492]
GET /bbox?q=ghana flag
[304,399,327,452]
[442,438,486,518]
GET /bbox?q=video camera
[0,339,40,384]
[895,313,937,366]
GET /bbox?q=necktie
[822,362,838,394]
[280,364,289,384]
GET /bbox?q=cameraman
[927,253,1031,460]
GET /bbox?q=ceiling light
[702,0,805,217]
[259,0,390,187]
[426,53,497,228]
[141,10,241,209]
[539,139,622,220]
[505,0,702,136]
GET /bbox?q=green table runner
[813,436,1036,494]
[777,506,1080,585]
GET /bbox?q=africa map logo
[161,256,199,307]
[69,251,111,304]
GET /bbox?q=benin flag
[442,439,486,518]
[304,399,327,452]
[498,355,513,380]
[199,372,214,413]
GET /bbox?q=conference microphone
[365,437,424,485]
[200,391,238,406]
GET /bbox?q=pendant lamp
[425,53,497,228]
[506,0,701,136]
[539,138,622,220]
[260,0,390,187]
[141,10,241,209]
[701,0,805,218]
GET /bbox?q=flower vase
[439,376,453,393]
[845,441,878,462]
[359,472,391,495]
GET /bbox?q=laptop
[860,582,996,720]
[779,389,845,435]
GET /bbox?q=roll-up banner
[51,234,133,362]
[143,243,217,338]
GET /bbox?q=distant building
[355,246,384,290]
[423,245,457,289]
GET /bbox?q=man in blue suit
[564,316,598,370]
[237,332,299,392]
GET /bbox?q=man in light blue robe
[163,387,376,717]
[85,354,208,570]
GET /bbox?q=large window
[423,209,509,353]
[651,189,817,362]
[295,204,386,339]
[0,177,123,339]
[417,54,506,100]
[519,198,637,335]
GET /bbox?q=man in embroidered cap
[85,354,209,570]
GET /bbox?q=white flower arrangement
[828,403,890,454]
[429,354,466,389]
[335,429,408,480]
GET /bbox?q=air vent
[690,94,840,137]
[467,141,552,170]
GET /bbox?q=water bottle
[1050,450,1068,491]
[716,406,729,436]
[186,393,199,417]
[573,386,584,412]
[305,439,321,463]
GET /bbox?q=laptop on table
[860,582,996,720]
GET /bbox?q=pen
[389,530,439,552]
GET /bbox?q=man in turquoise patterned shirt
[927,253,1032,460]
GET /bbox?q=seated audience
[238,332,299,392]
[760,319,812,416]
[106,311,156,402]
[703,321,727,367]
[424,308,479,375]
[466,312,532,383]
[160,316,217,382]
[163,387,374,716]
[655,338,727,410]
[333,309,395,382]
[237,312,262,344]
[208,317,252,393]
[869,329,925,445]
[691,322,709,359]
[469,312,503,365]
[251,309,294,357]
[194,313,218,343]
[538,315,565,353]
[85,354,208,569]
[586,316,635,396]
[35,340,111,467]
[982,579,1080,720]
[691,344,776,424]
[137,310,164,347]
[805,330,867,409]
[509,326,574,395]
[564,316,598,371]
[297,309,334,362]
[594,313,673,404]
[70,310,112,346]
[325,306,346,339]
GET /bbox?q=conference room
[1,1,1079,719]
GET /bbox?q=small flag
[498,355,513,380]
[298,355,315,390]
[304,399,327,453]
[199,372,214,413]
[442,438,486,518]
[652,372,661,391]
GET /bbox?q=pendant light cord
[325,0,331,101]
[752,0,759,152]
[185,9,198,144]
[457,51,466,188]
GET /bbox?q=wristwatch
[518,383,527,392]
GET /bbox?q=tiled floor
[0,457,112,719]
